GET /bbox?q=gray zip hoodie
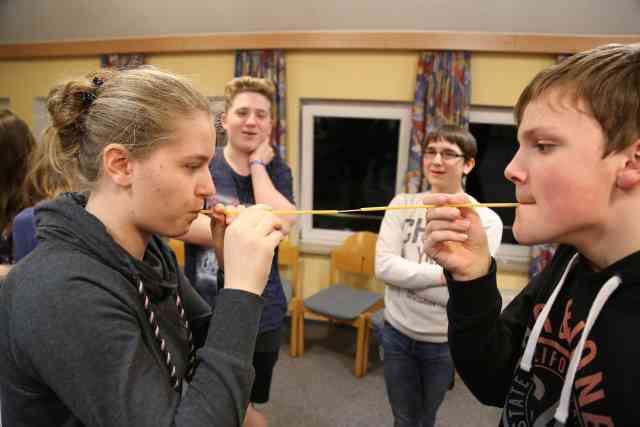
[0,192,264,426]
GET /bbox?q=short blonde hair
[224,76,275,115]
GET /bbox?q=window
[298,102,530,269]
[299,99,412,248]
[467,106,530,267]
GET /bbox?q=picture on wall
[208,96,227,147]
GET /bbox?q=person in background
[180,76,296,427]
[0,109,36,278]
[0,67,284,426]
[12,127,76,261]
[423,43,640,425]
[375,124,503,427]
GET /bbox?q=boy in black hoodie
[422,43,640,426]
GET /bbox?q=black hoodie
[0,193,264,426]
[446,245,640,426]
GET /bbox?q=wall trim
[2,31,639,59]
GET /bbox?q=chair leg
[289,306,297,357]
[298,304,305,356]
[362,318,371,377]
[355,317,366,377]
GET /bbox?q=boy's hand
[222,204,284,295]
[423,193,492,282]
[249,140,275,166]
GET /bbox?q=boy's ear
[463,158,475,176]
[616,139,640,190]
[102,144,134,187]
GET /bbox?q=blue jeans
[381,322,454,427]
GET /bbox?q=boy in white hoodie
[375,124,503,427]
[423,43,640,426]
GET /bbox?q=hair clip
[80,91,97,107]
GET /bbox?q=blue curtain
[405,51,471,193]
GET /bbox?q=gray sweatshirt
[0,193,263,426]
[375,192,503,342]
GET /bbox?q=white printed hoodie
[375,192,503,342]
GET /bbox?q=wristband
[249,159,267,168]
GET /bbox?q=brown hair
[423,123,478,160]
[23,128,76,206]
[47,66,211,190]
[515,43,640,156]
[224,76,275,114]
[0,110,36,231]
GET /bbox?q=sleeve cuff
[445,258,501,316]
[205,289,264,361]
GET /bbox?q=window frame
[469,106,530,268]
[298,98,412,249]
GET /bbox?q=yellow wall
[146,52,235,96]
[0,57,100,126]
[0,49,551,293]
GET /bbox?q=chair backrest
[168,239,185,267]
[278,239,300,298]
[330,231,378,284]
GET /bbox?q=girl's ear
[102,144,133,187]
[616,139,640,190]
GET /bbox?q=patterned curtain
[405,51,471,193]
[527,54,569,278]
[100,54,145,69]
[234,50,287,158]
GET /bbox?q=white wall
[1,0,639,43]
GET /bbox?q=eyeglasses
[423,148,466,162]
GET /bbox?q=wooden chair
[362,307,385,376]
[277,239,303,357]
[298,231,384,377]
[168,239,185,267]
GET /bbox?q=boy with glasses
[375,124,503,427]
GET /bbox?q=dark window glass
[466,123,519,244]
[312,117,400,232]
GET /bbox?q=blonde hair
[23,128,76,206]
[0,110,36,231]
[47,66,211,190]
[515,43,640,156]
[224,76,275,114]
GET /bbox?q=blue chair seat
[304,284,381,321]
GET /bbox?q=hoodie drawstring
[517,253,621,425]
[554,275,620,425]
[520,254,579,372]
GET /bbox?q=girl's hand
[223,205,284,295]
